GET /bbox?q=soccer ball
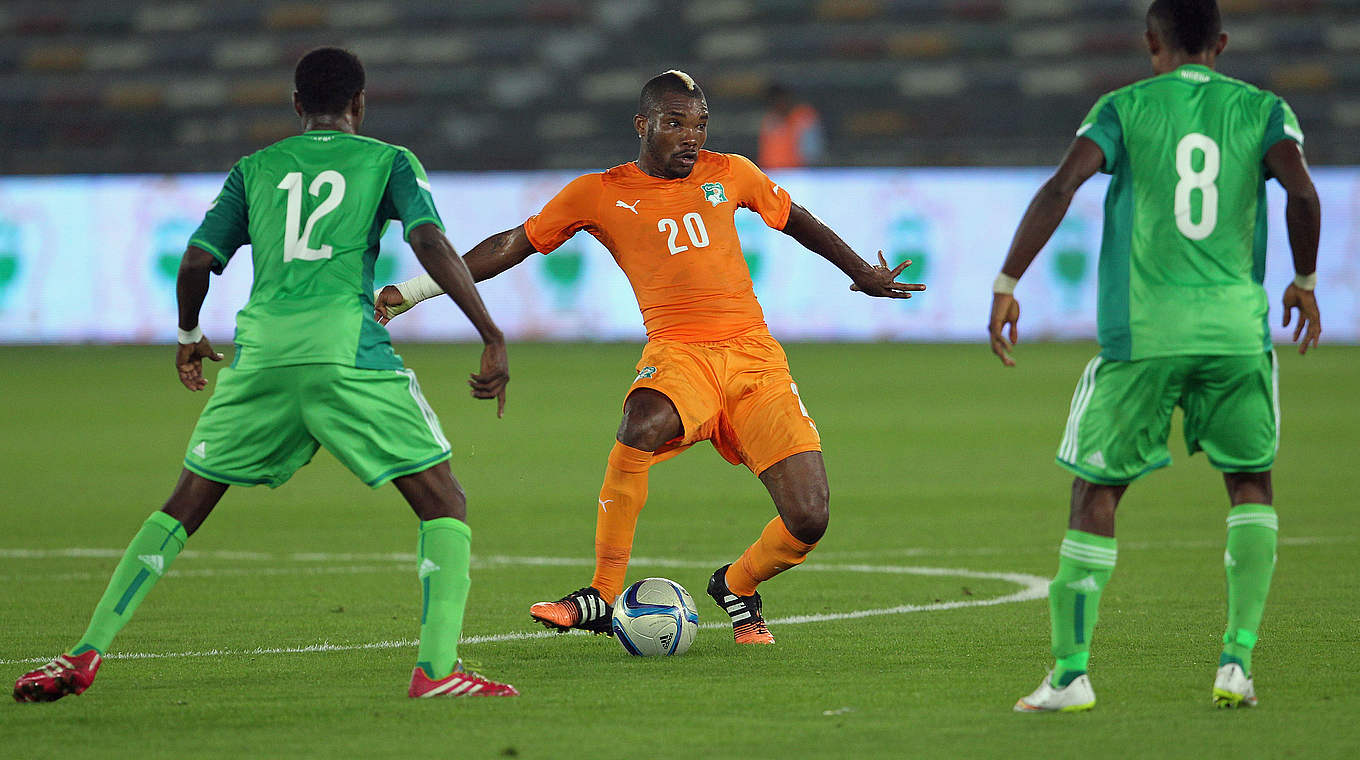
[611,577,699,657]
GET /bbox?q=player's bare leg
[14,470,226,702]
[160,469,230,535]
[1067,478,1126,537]
[710,451,827,644]
[392,462,466,521]
[1215,470,1275,708]
[391,463,516,697]
[531,389,680,633]
[760,451,830,545]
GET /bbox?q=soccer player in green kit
[988,1,1322,712]
[13,48,518,701]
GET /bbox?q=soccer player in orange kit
[377,70,922,644]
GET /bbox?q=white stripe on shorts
[1270,348,1280,455]
[398,369,450,451]
[1058,356,1103,463]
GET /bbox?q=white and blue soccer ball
[611,577,699,657]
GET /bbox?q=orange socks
[590,441,652,603]
[725,517,817,596]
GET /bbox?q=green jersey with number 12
[1078,64,1303,361]
[188,130,444,370]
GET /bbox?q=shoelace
[35,657,75,677]
[457,660,496,682]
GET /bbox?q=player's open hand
[470,340,509,417]
[1282,283,1322,355]
[849,252,926,299]
[989,293,1021,367]
[176,337,224,391]
[374,285,414,325]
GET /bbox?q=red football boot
[408,661,518,698]
[13,650,102,703]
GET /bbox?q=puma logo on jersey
[616,199,641,214]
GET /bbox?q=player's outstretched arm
[1265,140,1322,354]
[780,202,924,298]
[989,137,1104,366]
[375,226,536,324]
[405,223,510,417]
[174,245,224,391]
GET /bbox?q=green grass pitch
[1,342,1356,758]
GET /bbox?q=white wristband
[177,326,203,345]
[1293,272,1317,291]
[396,274,444,305]
[993,273,1019,295]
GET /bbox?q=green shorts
[1056,350,1278,485]
[183,364,451,489]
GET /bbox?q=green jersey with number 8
[188,130,444,370]
[1078,64,1303,361]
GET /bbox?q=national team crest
[701,182,728,207]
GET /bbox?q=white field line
[0,560,1048,666]
[0,565,410,583]
[814,535,1352,559]
[0,535,1348,564]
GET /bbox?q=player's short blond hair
[639,70,706,115]
[663,69,697,91]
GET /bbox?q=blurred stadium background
[0,0,1356,345]
[3,6,1358,753]
[4,0,1360,172]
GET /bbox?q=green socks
[1041,505,1277,685]
[72,511,187,656]
[1048,530,1116,687]
[415,517,472,680]
[1221,504,1278,675]
[67,511,477,680]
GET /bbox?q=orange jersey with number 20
[523,151,792,343]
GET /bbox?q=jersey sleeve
[187,162,249,274]
[523,174,601,254]
[384,148,445,241]
[1075,93,1123,174]
[1262,96,1305,159]
[727,153,792,230]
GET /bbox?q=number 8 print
[1173,133,1219,241]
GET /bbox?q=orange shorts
[628,331,821,476]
